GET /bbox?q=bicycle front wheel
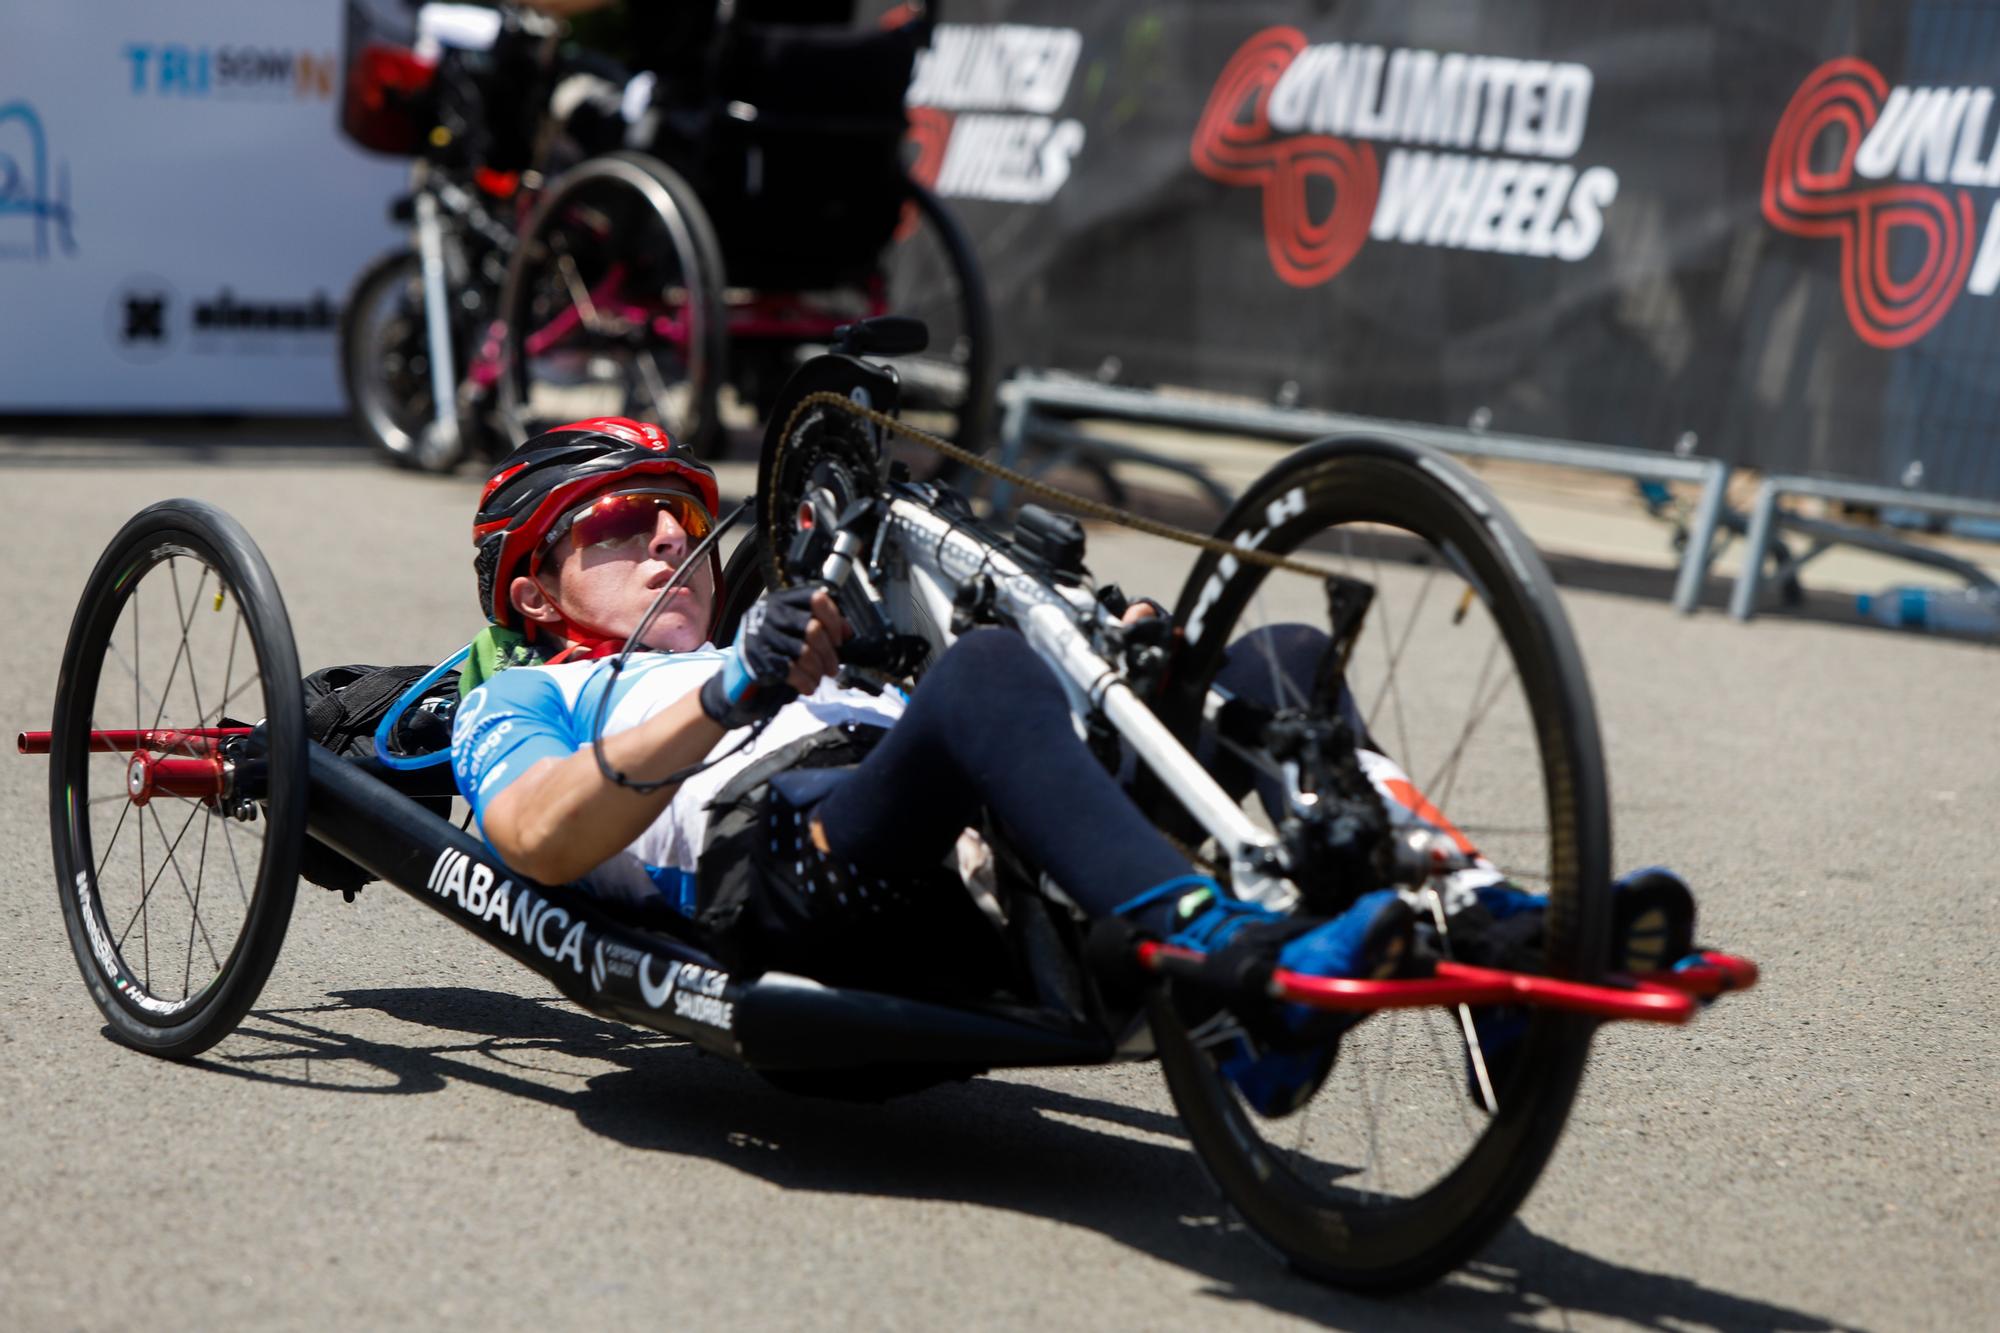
[1147,434,1611,1290]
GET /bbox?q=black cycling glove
[698,585,822,729]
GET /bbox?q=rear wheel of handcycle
[498,151,727,457]
[46,501,308,1058]
[339,248,470,474]
[1145,435,1612,1291]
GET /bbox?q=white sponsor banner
[0,2,409,412]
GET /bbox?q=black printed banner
[889,1,2000,501]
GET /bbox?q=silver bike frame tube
[881,497,1297,910]
[414,182,461,452]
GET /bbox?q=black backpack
[298,663,460,898]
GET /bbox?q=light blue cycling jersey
[452,648,903,913]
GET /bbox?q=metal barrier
[1728,475,2000,620]
[995,374,1734,615]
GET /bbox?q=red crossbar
[17,727,253,756]
[1137,943,1758,1025]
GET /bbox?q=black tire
[879,182,995,472]
[498,151,727,457]
[47,501,307,1058]
[339,248,470,473]
[1147,435,1612,1291]
[713,515,770,645]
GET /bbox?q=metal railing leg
[1729,478,1782,621]
[1672,462,1730,615]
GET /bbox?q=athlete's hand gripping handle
[698,585,851,729]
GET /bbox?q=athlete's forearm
[483,689,723,885]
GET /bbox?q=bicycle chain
[774,391,1342,582]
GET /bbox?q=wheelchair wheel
[46,501,308,1058]
[498,152,727,456]
[1146,435,1611,1291]
[879,182,994,469]
[339,249,470,473]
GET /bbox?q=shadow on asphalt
[195,986,1847,1333]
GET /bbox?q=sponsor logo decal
[194,288,337,334]
[424,849,734,1030]
[75,871,184,1014]
[122,44,336,101]
[107,275,178,363]
[0,102,77,261]
[1186,487,1306,644]
[1762,58,2000,348]
[1192,29,1616,287]
[107,281,338,359]
[904,24,1087,208]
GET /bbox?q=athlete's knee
[925,627,1060,701]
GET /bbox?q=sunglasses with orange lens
[538,488,713,566]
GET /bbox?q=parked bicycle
[338,0,566,471]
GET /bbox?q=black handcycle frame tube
[303,744,1114,1072]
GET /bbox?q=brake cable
[586,496,772,795]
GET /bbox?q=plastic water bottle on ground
[1854,586,2000,638]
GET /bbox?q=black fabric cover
[298,663,459,895]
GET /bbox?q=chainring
[760,401,887,589]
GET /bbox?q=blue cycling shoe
[1164,885,1417,1118]
[1457,867,1698,1105]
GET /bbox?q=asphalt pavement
[0,423,1994,1332]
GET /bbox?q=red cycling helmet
[473,417,723,641]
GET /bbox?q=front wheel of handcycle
[46,500,307,1058]
[1146,435,1613,1291]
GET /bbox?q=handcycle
[22,318,1755,1292]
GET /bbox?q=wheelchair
[492,1,993,461]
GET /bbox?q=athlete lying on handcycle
[452,415,1704,1114]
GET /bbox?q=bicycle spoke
[1188,1009,1250,1051]
[217,804,260,911]
[203,672,266,728]
[105,640,166,726]
[137,767,147,983]
[1418,1007,1483,1138]
[172,559,212,735]
[557,251,606,335]
[144,559,209,737]
[1423,640,1514,816]
[1341,528,1415,773]
[1365,564,1441,725]
[93,780,133,875]
[1248,581,1308,711]
[184,812,213,998]
[117,800,201,952]
[143,802,222,975]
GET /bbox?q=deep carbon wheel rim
[1157,440,1608,1286]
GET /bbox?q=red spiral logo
[1191,27,1380,288]
[1763,58,1976,348]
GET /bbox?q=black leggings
[815,625,1335,923]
